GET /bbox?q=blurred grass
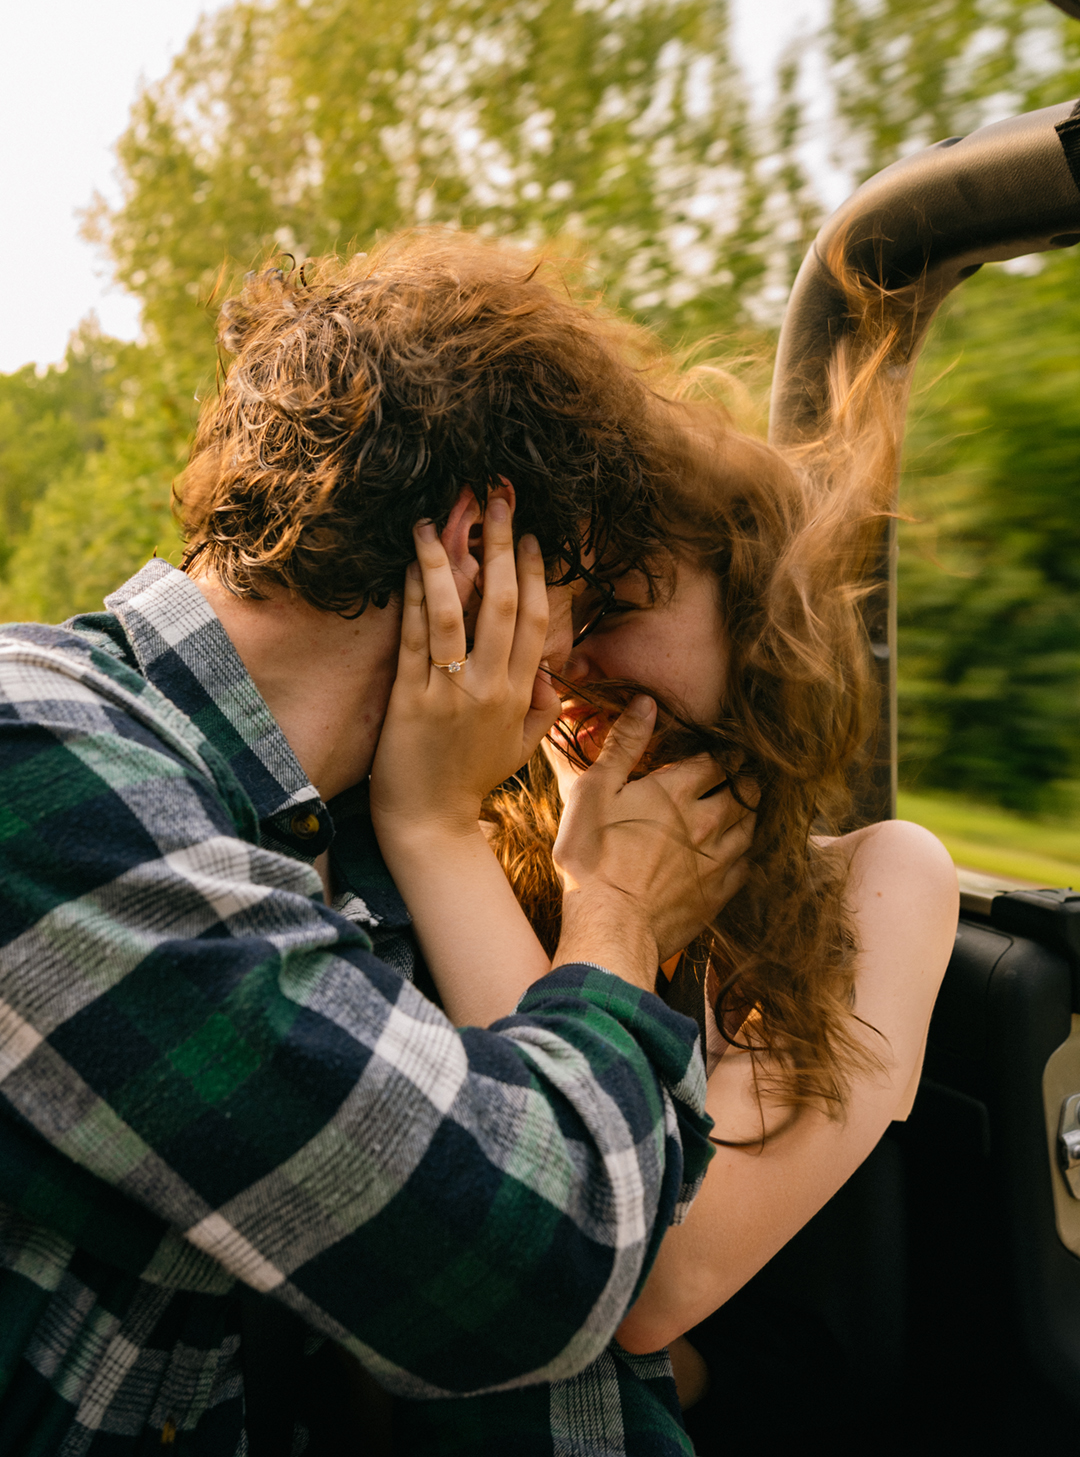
[898,790,1080,888]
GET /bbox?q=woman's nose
[558,643,593,686]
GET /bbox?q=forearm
[2,623,711,1394]
[4,819,705,1389]
[378,824,552,1024]
[554,885,661,994]
[379,825,664,1023]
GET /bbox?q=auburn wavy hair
[175,231,694,611]
[483,244,910,1121]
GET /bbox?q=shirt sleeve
[0,644,712,1399]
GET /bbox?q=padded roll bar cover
[770,101,1080,445]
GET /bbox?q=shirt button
[290,810,322,840]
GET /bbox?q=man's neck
[191,574,401,803]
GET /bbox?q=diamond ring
[430,655,469,674]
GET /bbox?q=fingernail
[488,499,509,523]
[627,694,654,718]
[406,560,421,581]
[521,533,541,555]
[415,520,436,543]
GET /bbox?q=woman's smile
[560,559,731,742]
[550,698,615,761]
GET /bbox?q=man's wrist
[554,886,659,993]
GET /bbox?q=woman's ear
[439,481,517,608]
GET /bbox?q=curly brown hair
[175,231,690,611]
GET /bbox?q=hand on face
[565,561,730,728]
[452,482,576,687]
[548,556,756,964]
[552,697,756,970]
[369,492,562,840]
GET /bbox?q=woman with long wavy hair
[479,378,957,1410]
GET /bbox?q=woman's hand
[367,492,559,1024]
[370,493,561,843]
[552,696,756,991]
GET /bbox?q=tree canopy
[93,0,775,379]
[2,0,1079,809]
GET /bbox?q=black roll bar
[769,100,1080,822]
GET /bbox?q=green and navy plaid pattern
[398,1342,695,1455]
[0,560,712,1454]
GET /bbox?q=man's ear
[439,482,517,609]
[440,488,484,608]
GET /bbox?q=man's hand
[552,697,755,991]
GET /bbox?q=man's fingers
[697,779,729,800]
[731,771,762,811]
[651,761,761,859]
[651,752,733,802]
[415,520,468,669]
[691,799,756,906]
[589,696,657,783]
[693,786,756,851]
[715,804,756,859]
[716,850,752,904]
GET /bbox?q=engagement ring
[431,655,469,674]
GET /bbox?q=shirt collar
[103,560,333,858]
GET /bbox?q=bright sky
[0,0,830,375]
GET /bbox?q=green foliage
[0,448,183,627]
[2,0,1079,817]
[1,0,782,626]
[827,0,1080,181]
[816,0,1080,809]
[94,0,770,384]
[898,245,1080,810]
[0,334,191,625]
[0,321,116,569]
[898,788,1080,886]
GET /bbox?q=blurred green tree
[827,0,1080,182]
[0,339,187,624]
[89,0,770,381]
[6,0,1080,816]
[900,246,1080,810]
[0,321,115,579]
[821,0,1080,809]
[0,0,782,625]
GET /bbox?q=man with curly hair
[0,233,724,1454]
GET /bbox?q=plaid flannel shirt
[0,560,712,1455]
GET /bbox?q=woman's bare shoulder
[817,819,957,902]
